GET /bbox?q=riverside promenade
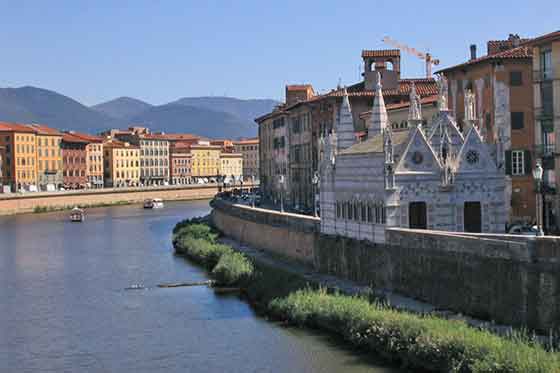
[0,184,254,215]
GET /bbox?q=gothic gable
[395,127,442,174]
[428,111,464,152]
[455,126,497,174]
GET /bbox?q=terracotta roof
[150,133,201,141]
[340,129,411,155]
[361,49,400,58]
[26,123,63,136]
[103,139,139,149]
[436,46,532,74]
[233,138,258,145]
[487,38,530,55]
[62,133,90,144]
[327,78,438,98]
[286,84,313,91]
[0,121,37,133]
[522,30,560,46]
[359,95,439,119]
[68,132,104,143]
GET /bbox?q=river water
[0,200,396,372]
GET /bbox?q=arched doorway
[409,202,427,229]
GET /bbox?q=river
[0,200,396,372]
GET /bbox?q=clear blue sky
[0,0,557,106]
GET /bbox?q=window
[540,48,552,79]
[510,71,522,86]
[512,150,524,175]
[511,112,524,129]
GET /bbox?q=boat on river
[144,198,164,209]
[69,207,85,222]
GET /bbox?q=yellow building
[28,124,63,190]
[220,152,243,180]
[103,139,140,187]
[0,122,37,191]
[190,142,221,180]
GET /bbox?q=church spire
[336,87,355,151]
[368,72,388,137]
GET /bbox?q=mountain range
[0,86,279,139]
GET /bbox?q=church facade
[319,73,507,243]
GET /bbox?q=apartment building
[113,128,170,186]
[220,152,243,181]
[0,122,38,191]
[103,139,140,187]
[61,133,89,188]
[438,34,534,225]
[190,142,221,180]
[527,30,560,231]
[28,124,63,191]
[233,138,259,180]
[170,143,192,185]
[0,145,4,188]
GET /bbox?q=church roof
[339,129,411,155]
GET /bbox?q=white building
[319,74,507,243]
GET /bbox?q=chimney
[470,44,477,60]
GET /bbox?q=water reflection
[0,200,397,372]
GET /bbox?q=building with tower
[319,73,507,242]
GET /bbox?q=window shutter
[524,150,532,175]
[505,150,512,175]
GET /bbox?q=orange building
[27,124,63,191]
[69,132,105,188]
[0,122,38,191]
[438,34,535,225]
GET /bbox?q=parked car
[508,224,539,236]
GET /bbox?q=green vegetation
[212,251,254,286]
[172,219,560,372]
[32,200,130,214]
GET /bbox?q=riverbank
[0,184,233,215]
[172,219,560,372]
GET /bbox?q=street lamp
[532,161,545,236]
[312,172,320,217]
[279,174,285,213]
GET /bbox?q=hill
[171,96,279,124]
[91,96,152,120]
[129,103,256,139]
[0,86,119,133]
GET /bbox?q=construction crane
[382,36,440,78]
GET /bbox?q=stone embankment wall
[211,199,560,332]
[210,199,319,263]
[0,185,220,215]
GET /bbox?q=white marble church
[319,73,507,243]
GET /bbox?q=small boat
[144,198,164,209]
[70,207,85,222]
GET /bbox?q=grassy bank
[33,200,130,214]
[172,219,560,372]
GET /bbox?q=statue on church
[408,82,422,122]
[437,74,449,111]
[464,89,476,122]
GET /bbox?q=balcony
[535,106,555,121]
[533,69,554,82]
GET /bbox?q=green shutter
[524,150,532,175]
[505,150,512,175]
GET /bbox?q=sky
[0,0,558,106]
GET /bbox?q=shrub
[212,251,254,286]
[176,236,232,269]
[269,289,560,373]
